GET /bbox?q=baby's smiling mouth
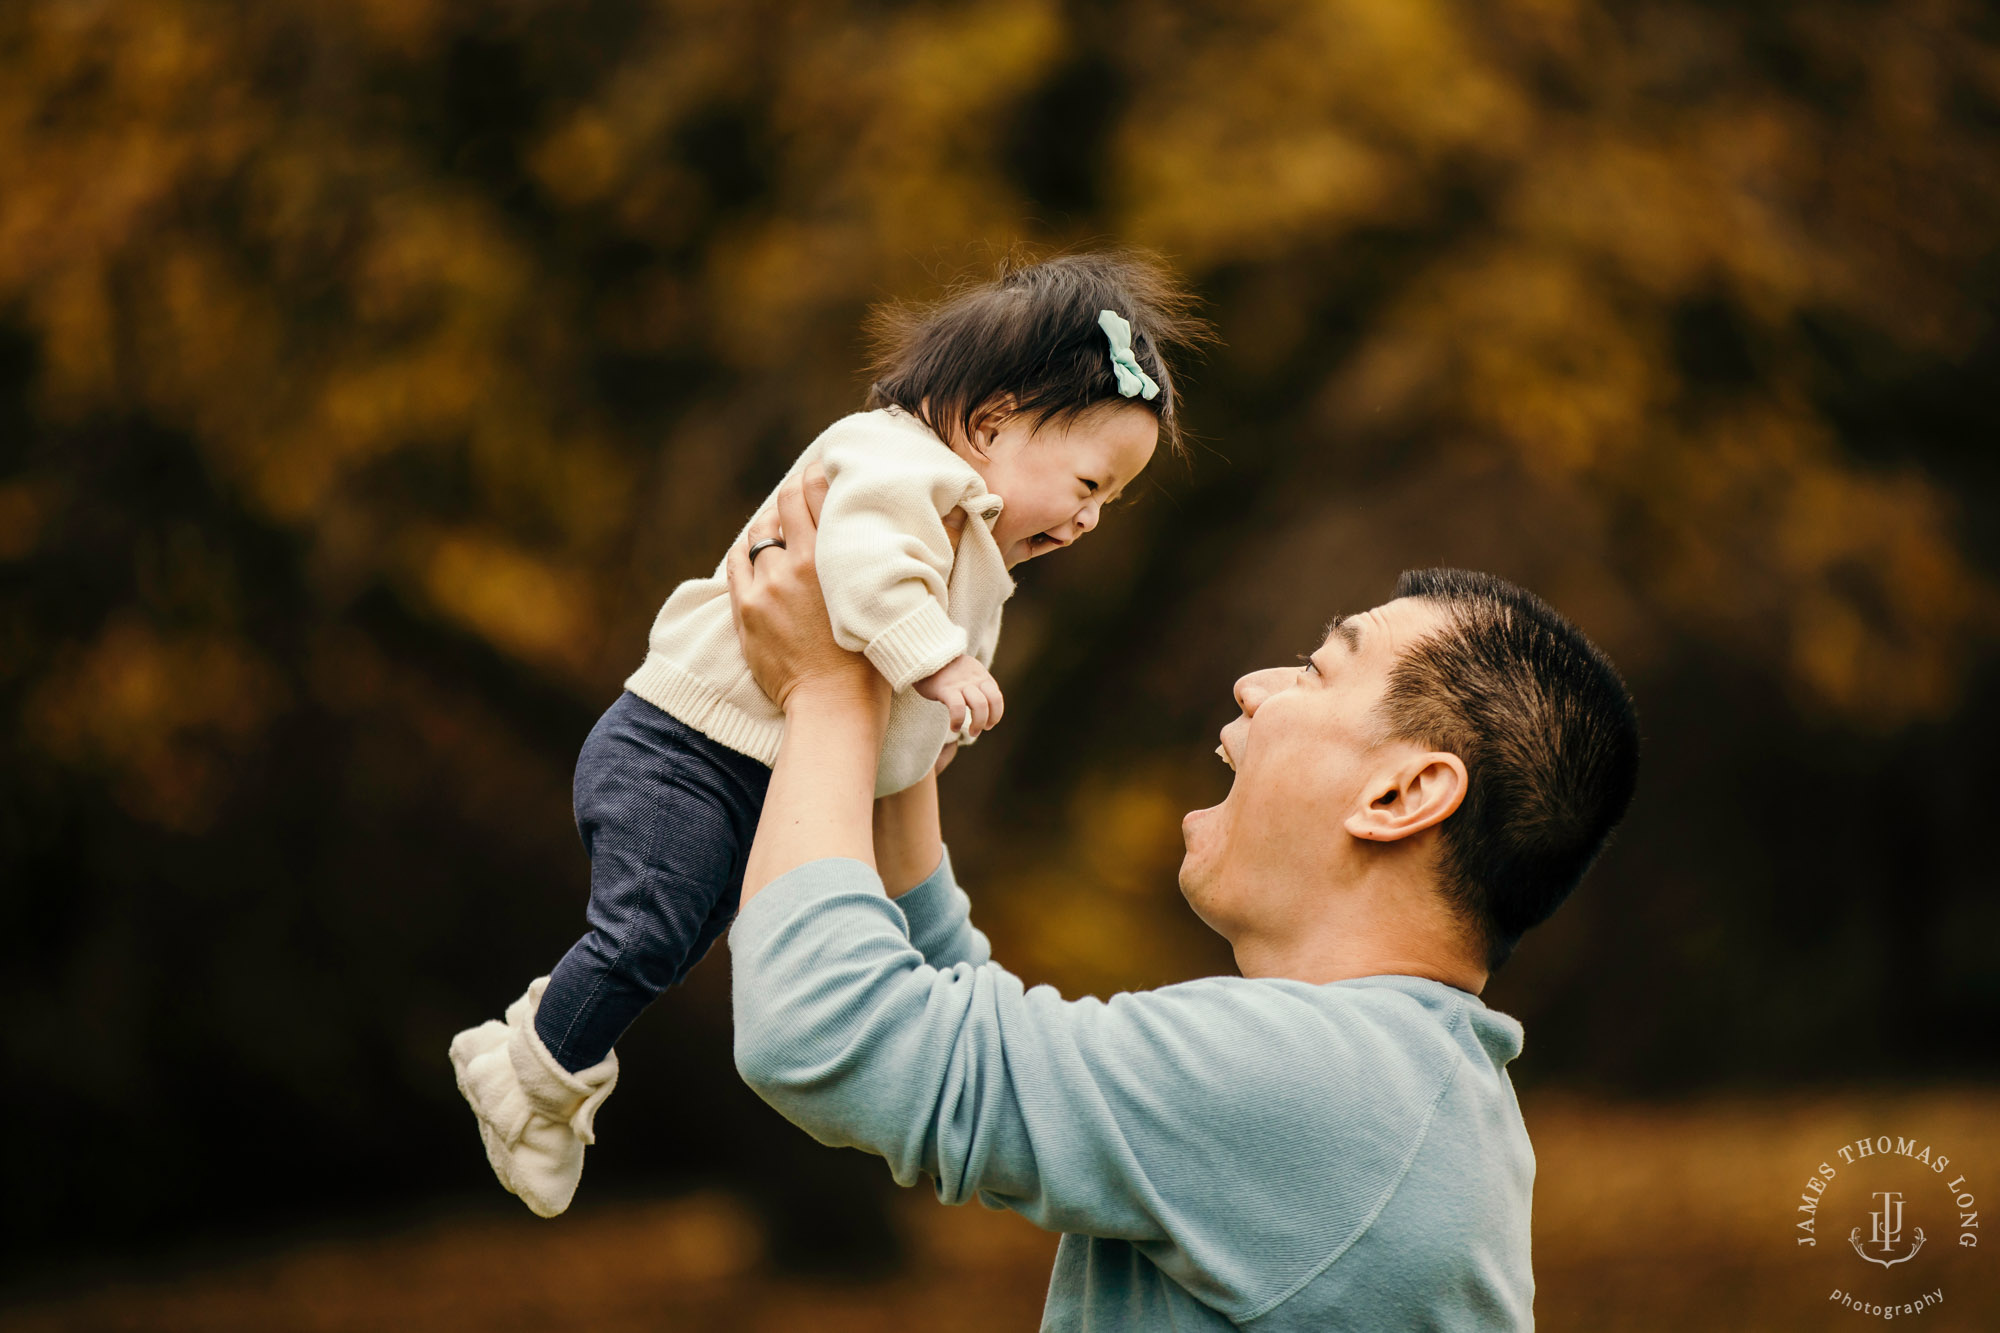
[1027,531,1067,553]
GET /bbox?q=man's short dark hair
[1379,569,1640,971]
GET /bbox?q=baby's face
[958,404,1160,569]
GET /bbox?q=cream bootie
[448,977,619,1218]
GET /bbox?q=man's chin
[1180,797,1230,866]
[1181,799,1222,831]
[1176,811,1220,906]
[1184,779,1240,858]
[1176,856,1227,937]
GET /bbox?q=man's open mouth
[1215,742,1235,772]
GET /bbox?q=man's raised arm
[873,761,991,970]
[717,469,1406,1303]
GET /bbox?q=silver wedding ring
[747,537,786,565]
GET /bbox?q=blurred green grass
[4,1085,1991,1332]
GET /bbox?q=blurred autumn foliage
[3,0,1998,1281]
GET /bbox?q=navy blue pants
[534,692,771,1071]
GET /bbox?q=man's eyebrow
[1324,613,1362,654]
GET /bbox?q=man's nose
[1232,665,1290,716]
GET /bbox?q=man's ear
[1343,751,1467,842]
[963,395,1018,460]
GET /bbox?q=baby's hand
[913,655,1005,739]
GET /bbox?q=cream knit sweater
[624,408,1015,797]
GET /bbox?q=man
[722,470,1639,1330]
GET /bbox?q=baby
[449,252,1200,1216]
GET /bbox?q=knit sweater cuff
[864,598,968,693]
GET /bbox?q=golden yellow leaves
[1180,1,1999,724]
[0,479,58,562]
[977,766,1230,996]
[1071,771,1191,897]
[3,0,1997,809]
[1701,413,1983,724]
[533,109,635,211]
[1120,0,1528,262]
[420,531,601,680]
[1,2,645,719]
[706,1,1065,362]
[27,616,287,833]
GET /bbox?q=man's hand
[729,463,891,905]
[726,463,887,718]
[913,654,1005,739]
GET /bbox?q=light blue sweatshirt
[730,850,1537,1331]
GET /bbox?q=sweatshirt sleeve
[891,845,990,969]
[729,856,1452,1278]
[730,857,1164,1241]
[812,419,977,692]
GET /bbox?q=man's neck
[1225,870,1489,994]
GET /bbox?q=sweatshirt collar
[1326,973,1526,1066]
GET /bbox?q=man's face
[1179,596,1450,938]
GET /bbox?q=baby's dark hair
[864,250,1209,458]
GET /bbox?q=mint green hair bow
[1098,309,1160,401]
